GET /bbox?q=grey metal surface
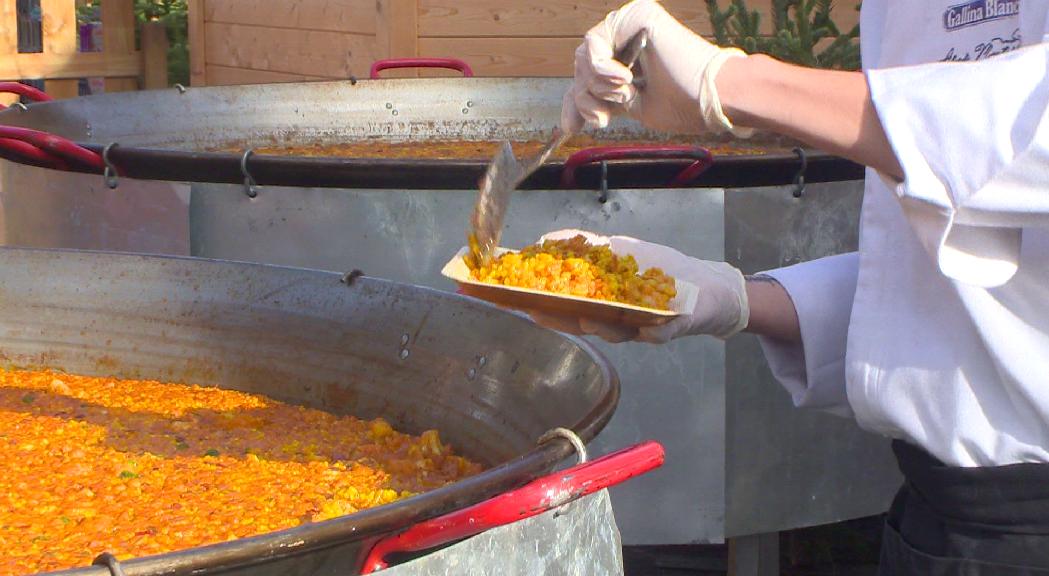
[728,532,779,576]
[0,75,901,546]
[0,164,190,255]
[190,180,904,544]
[382,491,623,576]
[0,247,620,575]
[0,76,650,256]
[0,78,588,147]
[190,183,727,545]
[724,181,901,537]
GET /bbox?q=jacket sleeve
[757,252,859,418]
[867,43,1049,288]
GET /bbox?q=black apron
[879,440,1049,575]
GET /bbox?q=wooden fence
[189,0,859,86]
[0,0,169,106]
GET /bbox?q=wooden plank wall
[196,0,860,85]
[415,0,706,77]
[0,0,159,99]
[200,0,379,86]
[416,0,858,77]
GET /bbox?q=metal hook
[92,553,127,576]
[102,143,120,190]
[240,149,258,198]
[792,147,808,198]
[538,427,588,518]
[340,269,365,286]
[538,427,588,465]
[598,160,610,204]
[13,102,28,112]
[174,83,187,94]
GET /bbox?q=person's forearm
[743,275,801,344]
[717,54,903,179]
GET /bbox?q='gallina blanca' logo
[944,0,1019,31]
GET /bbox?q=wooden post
[187,0,206,86]
[376,0,419,78]
[103,0,139,92]
[0,1,18,106]
[40,0,80,99]
[0,1,16,56]
[141,21,169,89]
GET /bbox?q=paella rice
[468,234,677,311]
[211,135,776,160]
[0,369,482,574]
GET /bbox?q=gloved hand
[526,229,750,344]
[561,0,754,137]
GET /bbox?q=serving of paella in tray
[443,234,698,328]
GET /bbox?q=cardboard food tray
[441,247,699,328]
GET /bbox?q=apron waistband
[893,440,1049,534]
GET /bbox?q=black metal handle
[614,30,649,88]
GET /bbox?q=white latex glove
[526,229,750,344]
[561,0,754,137]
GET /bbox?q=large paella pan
[0,77,861,191]
[0,247,633,575]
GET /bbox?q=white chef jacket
[758,0,1049,467]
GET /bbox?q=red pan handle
[370,58,474,79]
[0,138,67,169]
[359,440,665,573]
[560,145,714,189]
[0,126,105,171]
[0,82,53,109]
[0,84,67,167]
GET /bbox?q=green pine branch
[705,0,861,70]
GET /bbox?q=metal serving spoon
[467,30,649,269]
